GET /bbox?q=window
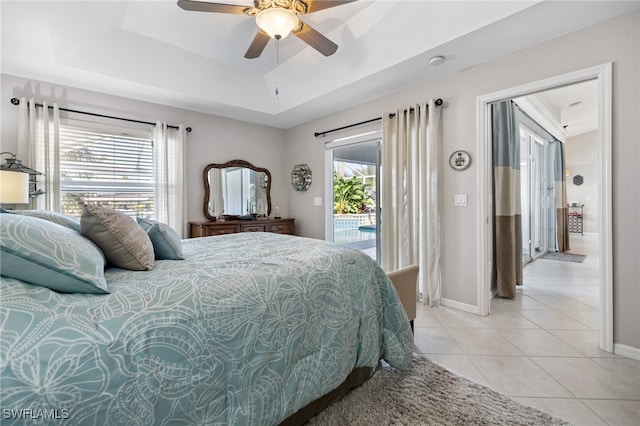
[59,122,154,218]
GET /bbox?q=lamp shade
[0,170,29,204]
[255,7,298,39]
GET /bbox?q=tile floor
[413,234,640,425]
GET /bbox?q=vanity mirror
[203,160,271,221]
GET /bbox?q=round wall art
[573,175,584,186]
[449,150,471,171]
[291,164,312,191]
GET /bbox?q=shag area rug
[308,355,569,425]
[541,252,586,263]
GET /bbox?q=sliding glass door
[326,139,381,262]
[520,125,551,265]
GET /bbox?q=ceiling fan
[177,0,355,59]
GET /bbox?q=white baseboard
[441,298,480,315]
[613,343,640,361]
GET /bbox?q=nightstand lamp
[0,152,42,206]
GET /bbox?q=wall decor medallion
[573,175,584,186]
[291,164,312,191]
[449,150,471,171]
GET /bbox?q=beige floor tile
[548,330,619,358]
[446,328,523,356]
[529,295,597,311]
[469,355,573,398]
[562,310,600,330]
[424,354,491,387]
[581,400,640,426]
[414,304,442,328]
[482,311,541,329]
[574,296,599,309]
[592,358,640,383]
[429,307,490,328]
[519,310,591,330]
[531,357,640,400]
[497,329,583,357]
[413,327,463,355]
[512,397,606,425]
[499,295,552,311]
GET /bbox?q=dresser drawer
[204,225,238,236]
[269,222,293,234]
[189,219,294,238]
[241,223,266,233]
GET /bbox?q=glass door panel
[520,130,532,264]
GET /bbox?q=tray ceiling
[2,1,639,128]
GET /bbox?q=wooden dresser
[189,218,295,238]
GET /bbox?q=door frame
[475,63,613,352]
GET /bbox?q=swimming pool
[333,216,376,243]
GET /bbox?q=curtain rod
[314,98,443,138]
[9,98,192,133]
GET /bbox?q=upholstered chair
[386,265,419,332]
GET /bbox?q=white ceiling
[2,1,639,129]
[533,80,598,137]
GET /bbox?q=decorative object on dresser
[189,217,295,238]
[203,159,272,221]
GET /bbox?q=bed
[0,212,413,425]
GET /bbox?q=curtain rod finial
[10,98,20,106]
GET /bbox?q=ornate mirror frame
[203,159,272,221]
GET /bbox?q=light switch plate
[454,194,468,207]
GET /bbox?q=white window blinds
[59,123,154,218]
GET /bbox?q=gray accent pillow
[81,205,154,271]
[137,218,184,260]
[6,209,81,233]
[0,214,108,294]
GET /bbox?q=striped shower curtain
[550,140,570,252]
[491,101,522,298]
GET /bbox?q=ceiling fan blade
[244,30,270,59]
[305,0,357,13]
[177,0,247,14]
[293,21,338,56]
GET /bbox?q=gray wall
[284,11,640,350]
[565,131,599,234]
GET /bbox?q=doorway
[476,63,613,352]
[325,138,381,262]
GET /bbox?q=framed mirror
[203,159,271,221]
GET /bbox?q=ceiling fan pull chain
[275,38,280,105]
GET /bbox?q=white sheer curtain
[17,98,60,211]
[381,100,443,306]
[153,122,187,238]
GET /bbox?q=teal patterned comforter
[0,232,413,425]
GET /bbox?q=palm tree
[333,173,374,214]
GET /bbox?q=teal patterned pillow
[7,209,81,233]
[137,218,184,260]
[0,214,108,294]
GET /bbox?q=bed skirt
[279,364,379,425]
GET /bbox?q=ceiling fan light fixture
[256,7,298,40]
